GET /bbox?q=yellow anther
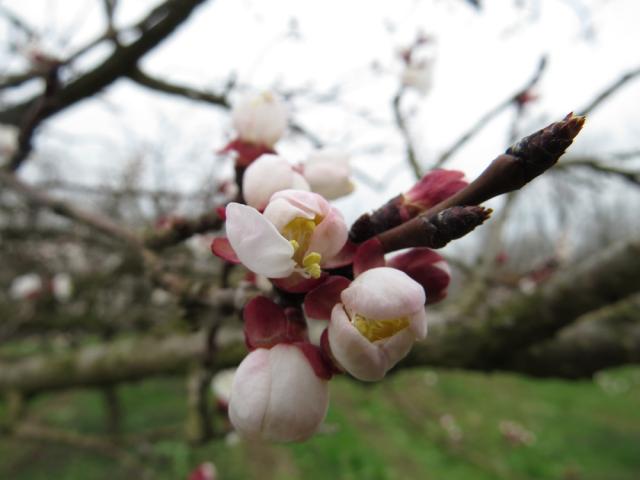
[282,217,319,264]
[352,314,410,342]
[302,252,322,279]
[302,252,322,268]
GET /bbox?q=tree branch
[0,0,207,127]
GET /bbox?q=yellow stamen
[352,314,410,342]
[302,252,322,279]
[281,216,321,264]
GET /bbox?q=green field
[2,367,639,479]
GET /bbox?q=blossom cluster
[212,92,467,442]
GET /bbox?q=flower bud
[232,92,288,148]
[401,62,433,95]
[327,267,427,381]
[302,150,354,200]
[243,154,310,210]
[229,344,329,442]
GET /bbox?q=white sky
[1,0,640,249]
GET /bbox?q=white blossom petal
[226,203,295,278]
[341,267,425,320]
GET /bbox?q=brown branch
[128,67,229,107]
[143,209,224,250]
[558,157,640,186]
[128,67,325,147]
[0,0,207,127]
[0,170,141,247]
[351,113,585,244]
[433,56,547,168]
[392,87,422,179]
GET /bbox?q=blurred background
[1,0,639,478]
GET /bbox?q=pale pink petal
[243,154,310,210]
[328,304,388,381]
[263,197,316,232]
[269,190,330,218]
[341,267,425,320]
[225,203,295,278]
[308,207,348,260]
[376,327,416,367]
[262,345,329,442]
[409,308,428,340]
[228,349,271,439]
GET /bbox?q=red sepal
[215,206,227,221]
[243,296,307,350]
[319,328,343,375]
[293,341,334,380]
[271,272,326,293]
[387,248,450,304]
[322,240,357,269]
[219,139,276,167]
[353,237,386,277]
[210,237,240,264]
[404,169,468,210]
[303,276,351,321]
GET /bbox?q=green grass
[1,367,640,479]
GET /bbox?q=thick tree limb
[508,293,640,378]
[0,330,245,395]
[406,238,640,371]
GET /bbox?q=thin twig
[433,56,547,169]
[392,87,422,179]
[579,66,640,116]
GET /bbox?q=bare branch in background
[392,87,422,179]
[579,66,640,116]
[558,157,640,187]
[433,56,547,168]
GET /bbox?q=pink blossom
[225,190,348,280]
[327,267,427,381]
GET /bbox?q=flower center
[281,216,323,279]
[352,314,410,342]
